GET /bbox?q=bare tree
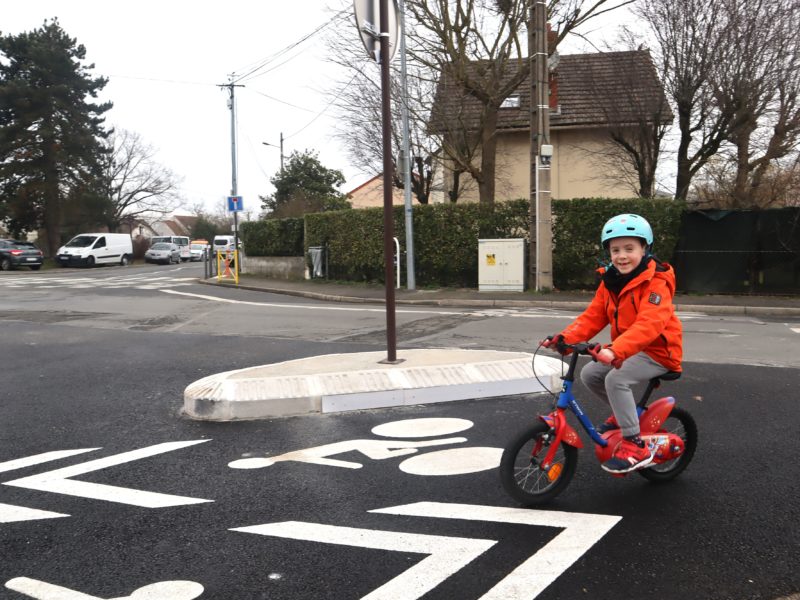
[581,48,672,197]
[711,0,800,207]
[409,0,638,205]
[100,129,183,231]
[327,0,635,206]
[635,0,735,202]
[325,44,440,203]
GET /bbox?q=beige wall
[440,128,637,202]
[347,176,406,209]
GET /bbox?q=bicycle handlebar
[541,338,622,368]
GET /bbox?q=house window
[501,95,520,108]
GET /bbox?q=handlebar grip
[587,344,623,368]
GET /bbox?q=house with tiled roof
[150,214,199,238]
[346,174,406,209]
[429,50,672,201]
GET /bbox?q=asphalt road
[0,264,798,600]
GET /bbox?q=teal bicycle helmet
[601,213,653,248]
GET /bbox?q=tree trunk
[732,129,752,208]
[478,106,499,205]
[674,106,693,202]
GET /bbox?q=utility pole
[398,0,416,290]
[220,76,244,276]
[528,0,553,291]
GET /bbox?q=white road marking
[0,503,68,523]
[0,275,197,291]
[5,577,204,600]
[231,520,497,600]
[371,418,473,438]
[0,448,98,474]
[398,447,502,476]
[372,502,622,600]
[791,327,800,334]
[4,441,213,508]
[161,289,577,319]
[234,502,621,600]
[161,289,462,315]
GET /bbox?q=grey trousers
[579,352,669,437]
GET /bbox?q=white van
[56,233,134,268]
[212,235,237,254]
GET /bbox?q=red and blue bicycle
[499,341,698,505]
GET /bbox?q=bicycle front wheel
[499,421,578,506]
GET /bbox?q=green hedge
[552,198,684,289]
[305,200,530,286]
[240,218,304,257]
[249,198,684,289]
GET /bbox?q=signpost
[227,196,242,280]
[353,0,402,364]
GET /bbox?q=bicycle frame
[537,342,683,473]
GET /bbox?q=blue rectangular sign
[227,196,243,212]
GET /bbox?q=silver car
[189,243,208,262]
[145,242,181,265]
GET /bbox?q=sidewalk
[203,274,800,317]
[184,275,798,422]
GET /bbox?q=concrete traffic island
[183,349,563,421]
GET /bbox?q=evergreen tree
[0,19,111,255]
[260,150,350,218]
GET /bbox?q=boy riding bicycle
[544,213,683,474]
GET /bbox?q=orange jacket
[559,259,683,371]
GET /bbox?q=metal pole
[398,0,415,290]
[379,0,399,363]
[223,77,244,279]
[536,2,553,290]
[280,131,285,174]
[528,0,553,291]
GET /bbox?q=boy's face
[608,236,647,274]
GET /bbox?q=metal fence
[672,209,800,294]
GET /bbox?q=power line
[107,74,217,86]
[247,88,315,113]
[231,7,351,84]
[285,66,365,140]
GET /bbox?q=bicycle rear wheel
[499,421,578,506]
[638,406,698,482]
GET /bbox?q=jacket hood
[652,261,676,295]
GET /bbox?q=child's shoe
[601,436,654,473]
[597,416,619,434]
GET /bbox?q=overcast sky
[3,1,638,219]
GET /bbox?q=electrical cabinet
[478,238,525,292]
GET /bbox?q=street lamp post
[262,134,285,174]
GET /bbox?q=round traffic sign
[353,0,399,63]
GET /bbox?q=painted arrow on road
[3,441,213,509]
[232,501,621,600]
[232,520,496,600]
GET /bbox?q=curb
[198,279,800,317]
[183,350,563,421]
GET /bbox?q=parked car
[0,239,44,271]
[189,241,209,261]
[56,233,133,267]
[145,242,181,265]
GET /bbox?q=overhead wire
[247,88,315,112]
[231,7,351,85]
[284,64,367,140]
